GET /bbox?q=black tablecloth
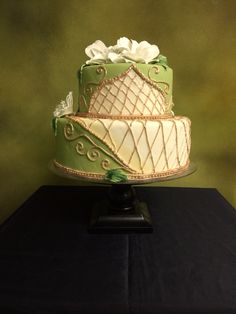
[0,186,236,314]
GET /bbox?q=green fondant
[77,62,173,112]
[105,169,128,183]
[51,117,58,136]
[55,117,130,175]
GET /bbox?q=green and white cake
[52,38,191,182]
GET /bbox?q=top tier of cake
[77,38,173,118]
[78,63,173,117]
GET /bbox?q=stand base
[89,185,153,233]
[89,200,153,233]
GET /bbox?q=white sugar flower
[116,37,133,52]
[122,40,160,64]
[53,91,74,117]
[85,37,160,65]
[107,51,126,63]
[85,40,109,65]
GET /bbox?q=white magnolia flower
[85,37,160,64]
[53,91,73,117]
[85,40,109,65]
[121,40,160,64]
[107,50,126,63]
[116,37,133,52]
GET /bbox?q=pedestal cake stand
[50,161,196,233]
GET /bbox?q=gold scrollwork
[147,66,170,95]
[87,148,100,161]
[96,66,107,80]
[101,159,110,170]
[85,84,95,96]
[156,81,170,94]
[76,142,86,155]
[85,66,107,97]
[64,123,74,139]
[148,66,160,80]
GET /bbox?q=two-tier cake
[52,38,191,182]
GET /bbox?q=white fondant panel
[89,67,167,116]
[74,116,191,174]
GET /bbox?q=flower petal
[53,92,74,117]
[108,51,126,63]
[135,42,160,63]
[117,37,132,51]
[85,40,107,58]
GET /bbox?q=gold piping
[53,159,190,181]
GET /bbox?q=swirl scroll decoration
[148,66,170,95]
[84,65,107,97]
[76,142,86,155]
[76,141,102,163]
[64,122,76,140]
[101,159,111,170]
[148,65,160,77]
[155,81,170,94]
[87,148,100,161]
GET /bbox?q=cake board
[50,161,196,233]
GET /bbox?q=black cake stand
[50,161,196,233]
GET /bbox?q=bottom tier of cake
[53,115,191,182]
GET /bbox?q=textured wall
[0,0,235,223]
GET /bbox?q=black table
[0,186,236,314]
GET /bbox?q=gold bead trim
[53,159,190,181]
[74,112,174,120]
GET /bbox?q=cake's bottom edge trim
[53,159,190,182]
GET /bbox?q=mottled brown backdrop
[0,0,236,223]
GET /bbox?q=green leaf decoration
[158,54,168,64]
[51,117,58,136]
[105,168,128,183]
[150,54,168,70]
